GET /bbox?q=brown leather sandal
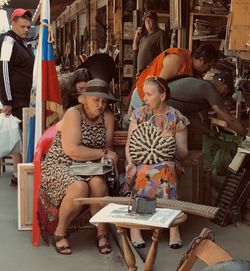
[53,234,72,255]
[97,234,112,255]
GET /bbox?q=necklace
[81,105,100,123]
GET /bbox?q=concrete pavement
[0,167,250,271]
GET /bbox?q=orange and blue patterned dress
[130,105,189,199]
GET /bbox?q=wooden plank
[70,1,78,18]
[228,0,250,50]
[18,163,34,231]
[113,130,128,146]
[89,0,97,54]
[189,13,194,50]
[209,117,228,127]
[239,51,250,61]
[195,240,232,265]
[113,0,122,62]
[64,6,70,23]
[22,107,29,163]
[77,0,86,11]
[106,0,114,52]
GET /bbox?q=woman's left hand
[125,163,136,184]
[161,130,173,137]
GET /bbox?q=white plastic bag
[0,113,22,157]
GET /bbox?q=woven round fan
[129,121,176,165]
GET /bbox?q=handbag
[130,196,156,214]
[70,157,113,176]
[129,114,176,165]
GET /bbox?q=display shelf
[190,12,228,17]
[188,12,228,50]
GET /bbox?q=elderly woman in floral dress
[125,76,189,249]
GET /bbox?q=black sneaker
[10,176,17,187]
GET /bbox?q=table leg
[117,226,138,271]
[144,228,160,271]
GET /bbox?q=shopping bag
[0,113,22,157]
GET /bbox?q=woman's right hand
[125,162,136,184]
[106,150,118,164]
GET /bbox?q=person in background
[38,79,119,255]
[126,76,189,249]
[166,71,247,147]
[60,68,91,110]
[129,44,219,111]
[0,9,34,186]
[168,71,247,135]
[132,11,170,75]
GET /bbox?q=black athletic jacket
[0,30,34,106]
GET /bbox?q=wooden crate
[177,151,206,204]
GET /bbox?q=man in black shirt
[0,8,34,186]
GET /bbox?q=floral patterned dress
[130,105,189,199]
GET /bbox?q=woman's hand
[161,130,173,137]
[106,149,118,164]
[125,162,136,184]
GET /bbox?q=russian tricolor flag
[27,0,63,162]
